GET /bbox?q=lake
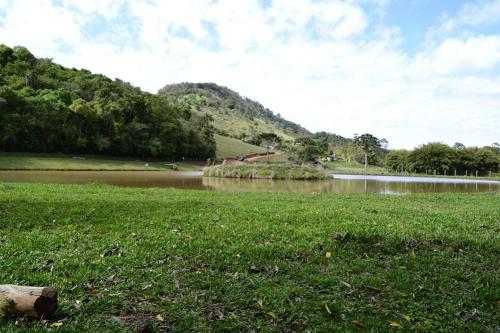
[0,171,499,194]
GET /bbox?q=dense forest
[159,82,311,141]
[0,45,215,158]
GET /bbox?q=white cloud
[0,0,82,52]
[413,35,500,75]
[426,0,500,45]
[0,0,499,149]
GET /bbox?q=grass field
[248,153,290,163]
[0,152,201,171]
[0,183,498,332]
[0,134,273,170]
[324,160,389,175]
[215,134,267,160]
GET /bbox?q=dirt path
[245,152,283,162]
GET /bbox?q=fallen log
[0,285,58,318]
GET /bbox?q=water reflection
[203,177,500,193]
[0,171,498,194]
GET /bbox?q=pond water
[0,170,499,194]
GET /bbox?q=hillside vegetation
[214,134,267,159]
[159,82,310,141]
[0,45,215,159]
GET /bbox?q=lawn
[324,160,388,175]
[0,183,498,332]
[0,152,201,171]
[215,134,267,160]
[248,153,290,163]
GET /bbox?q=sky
[0,0,499,149]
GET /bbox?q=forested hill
[159,82,311,141]
[0,45,215,158]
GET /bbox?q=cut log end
[0,285,58,318]
[34,288,58,317]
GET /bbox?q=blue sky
[385,0,464,52]
[0,0,499,148]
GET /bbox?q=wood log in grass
[0,285,58,318]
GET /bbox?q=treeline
[0,45,215,158]
[282,131,499,177]
[384,143,500,176]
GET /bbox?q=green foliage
[288,137,325,162]
[0,184,499,331]
[332,143,364,164]
[159,82,311,141]
[203,163,331,180]
[312,131,351,149]
[0,44,215,159]
[214,134,267,159]
[0,298,15,319]
[383,143,500,175]
[410,143,455,173]
[353,133,384,166]
[384,150,411,172]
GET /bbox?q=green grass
[0,134,269,170]
[193,109,299,142]
[0,183,498,332]
[215,134,267,160]
[324,160,388,175]
[0,152,202,172]
[203,163,331,180]
[249,153,290,163]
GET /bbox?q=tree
[291,136,327,162]
[384,150,411,172]
[353,133,382,168]
[0,44,216,159]
[409,143,455,174]
[259,133,282,162]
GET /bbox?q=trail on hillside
[245,152,283,162]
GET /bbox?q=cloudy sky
[1,0,499,149]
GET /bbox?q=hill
[214,134,267,159]
[159,82,311,141]
[0,45,215,159]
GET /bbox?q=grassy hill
[159,83,311,141]
[215,134,267,159]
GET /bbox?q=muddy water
[0,171,499,194]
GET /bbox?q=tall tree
[353,133,382,168]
